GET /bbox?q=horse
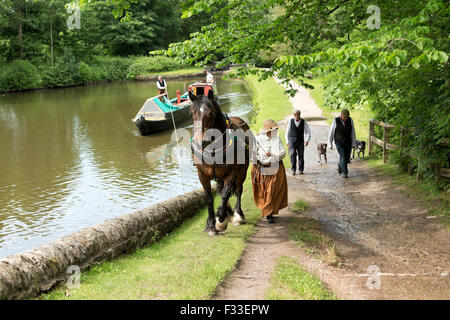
[189,89,252,236]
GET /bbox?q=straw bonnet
[259,119,279,134]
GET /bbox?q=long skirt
[251,161,288,218]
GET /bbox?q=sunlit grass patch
[290,199,309,213]
[40,189,261,300]
[289,217,340,267]
[264,256,337,300]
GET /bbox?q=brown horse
[189,89,253,236]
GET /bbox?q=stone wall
[0,188,207,300]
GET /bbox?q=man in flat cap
[328,109,356,178]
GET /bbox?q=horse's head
[189,89,221,149]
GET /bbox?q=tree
[162,0,449,184]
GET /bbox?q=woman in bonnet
[251,119,288,223]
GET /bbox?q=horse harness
[191,113,249,181]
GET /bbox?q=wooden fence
[368,119,450,180]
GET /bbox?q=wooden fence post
[368,119,374,156]
[383,124,389,163]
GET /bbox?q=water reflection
[0,77,253,257]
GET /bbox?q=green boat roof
[152,96,181,113]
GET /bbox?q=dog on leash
[317,143,327,164]
[352,140,366,160]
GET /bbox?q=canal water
[0,77,254,258]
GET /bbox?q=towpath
[212,79,450,300]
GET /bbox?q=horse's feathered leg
[215,176,235,232]
[198,173,217,236]
[217,179,233,217]
[232,166,248,226]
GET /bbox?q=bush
[91,56,133,80]
[0,60,41,91]
[78,62,93,84]
[41,48,81,88]
[126,56,186,79]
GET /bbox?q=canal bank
[0,188,208,299]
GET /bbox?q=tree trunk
[18,7,23,59]
[50,18,54,67]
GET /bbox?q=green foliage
[167,0,449,187]
[41,48,81,87]
[0,60,41,91]
[0,0,215,91]
[126,56,186,79]
[91,56,134,80]
[78,61,93,84]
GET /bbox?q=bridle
[191,111,234,158]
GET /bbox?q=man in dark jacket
[328,109,356,178]
[156,75,167,102]
[285,110,311,175]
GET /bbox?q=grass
[243,74,293,128]
[288,216,340,267]
[40,192,261,300]
[291,199,309,213]
[264,256,337,300]
[144,67,204,76]
[244,73,293,169]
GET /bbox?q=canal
[0,77,254,258]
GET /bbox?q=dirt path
[212,79,450,300]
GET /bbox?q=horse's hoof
[207,230,218,237]
[215,216,229,232]
[232,211,245,226]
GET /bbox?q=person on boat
[156,75,167,102]
[206,71,214,84]
[251,119,288,224]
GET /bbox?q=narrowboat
[132,82,215,136]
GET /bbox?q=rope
[168,98,186,193]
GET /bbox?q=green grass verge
[243,74,293,128]
[244,74,293,169]
[290,199,309,213]
[264,256,337,300]
[40,193,261,300]
[288,217,341,267]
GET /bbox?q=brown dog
[317,143,327,164]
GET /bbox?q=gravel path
[212,78,450,300]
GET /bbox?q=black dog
[352,140,366,160]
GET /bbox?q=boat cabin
[188,82,215,97]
